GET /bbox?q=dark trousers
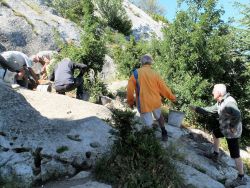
[55,72,83,99]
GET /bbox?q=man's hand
[171,96,177,103]
[128,101,136,109]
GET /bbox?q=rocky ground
[1,80,250,187]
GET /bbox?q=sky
[158,0,249,23]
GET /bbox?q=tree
[154,0,250,143]
[230,1,250,136]
[233,2,250,61]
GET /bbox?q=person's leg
[235,158,244,175]
[153,108,168,141]
[212,133,220,153]
[212,128,225,153]
[226,138,247,186]
[203,129,223,162]
[74,77,83,99]
[55,84,74,95]
[140,112,153,128]
[226,138,244,175]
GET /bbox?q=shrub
[49,0,87,26]
[83,76,108,103]
[150,13,169,24]
[94,109,184,188]
[96,0,132,35]
[112,37,149,78]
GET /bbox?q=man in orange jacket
[127,54,176,141]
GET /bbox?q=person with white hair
[127,54,176,141]
[190,84,247,187]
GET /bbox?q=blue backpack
[133,69,141,113]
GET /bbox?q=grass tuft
[56,146,69,153]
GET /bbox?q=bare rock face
[0,82,113,187]
[0,0,81,55]
[123,0,164,41]
[0,0,164,56]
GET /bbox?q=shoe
[227,176,247,187]
[161,131,168,142]
[204,152,219,163]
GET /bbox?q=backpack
[133,69,141,113]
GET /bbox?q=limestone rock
[0,0,81,55]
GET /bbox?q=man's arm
[158,76,176,102]
[127,75,136,108]
[73,63,87,70]
[190,104,218,115]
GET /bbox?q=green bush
[150,13,169,24]
[94,109,184,188]
[112,37,150,78]
[83,76,108,103]
[96,0,132,35]
[49,0,96,27]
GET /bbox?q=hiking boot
[161,131,168,142]
[227,176,247,187]
[204,152,219,163]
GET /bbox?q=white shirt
[1,51,33,71]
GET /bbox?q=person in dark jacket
[49,58,87,99]
[190,84,247,187]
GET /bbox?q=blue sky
[158,0,248,22]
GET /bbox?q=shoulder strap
[133,69,141,113]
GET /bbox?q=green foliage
[56,31,106,74]
[150,13,169,24]
[49,0,88,26]
[132,0,165,16]
[116,87,127,100]
[243,158,250,176]
[96,0,132,35]
[94,109,184,188]
[152,0,246,125]
[229,2,250,144]
[56,146,69,153]
[0,176,25,188]
[149,0,250,144]
[83,76,108,103]
[112,37,150,78]
[51,0,106,75]
[49,0,107,102]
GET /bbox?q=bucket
[167,110,185,127]
[36,84,52,92]
[100,96,112,105]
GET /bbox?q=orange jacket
[127,65,176,113]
